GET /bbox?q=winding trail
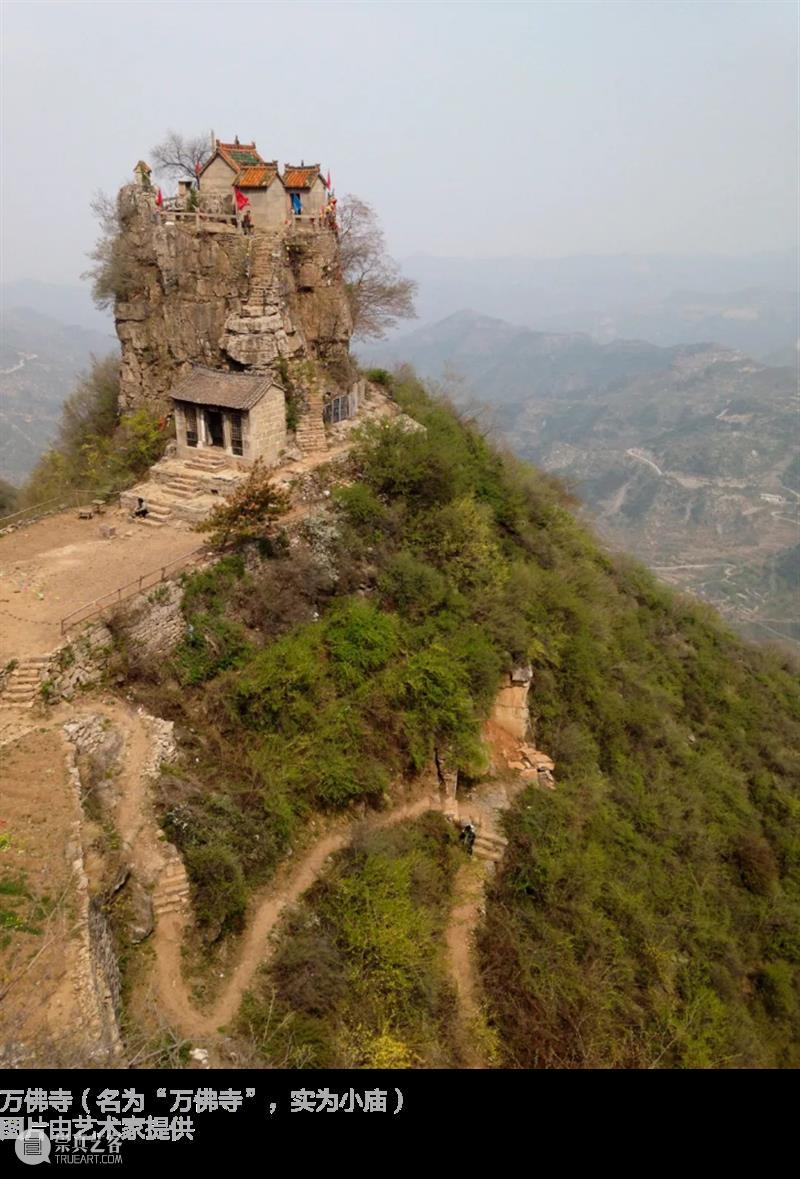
[2,693,527,1062]
[152,793,448,1039]
[111,704,530,1057]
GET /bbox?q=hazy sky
[1,0,797,285]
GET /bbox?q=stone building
[282,164,328,219]
[171,366,287,467]
[234,162,289,229]
[196,140,331,228]
[198,139,265,194]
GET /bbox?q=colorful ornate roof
[282,164,323,190]
[199,140,265,178]
[235,163,279,189]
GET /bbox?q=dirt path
[1,690,528,1063]
[152,794,445,1039]
[75,701,523,1057]
[445,862,488,1068]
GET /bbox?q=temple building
[170,367,287,467]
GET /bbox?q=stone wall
[248,181,290,230]
[63,736,123,1064]
[247,386,288,466]
[53,622,113,700]
[200,154,237,195]
[124,581,186,658]
[53,582,186,701]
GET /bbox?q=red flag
[195,160,202,176]
[326,170,331,189]
[234,188,250,210]
[155,187,163,208]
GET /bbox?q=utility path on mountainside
[2,691,524,1065]
[96,701,516,1056]
[153,793,451,1040]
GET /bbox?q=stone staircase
[472,828,508,865]
[120,451,247,529]
[0,655,51,709]
[134,501,174,529]
[294,389,328,455]
[181,451,228,475]
[246,232,282,309]
[152,853,191,920]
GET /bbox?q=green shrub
[332,483,390,533]
[756,962,797,1020]
[241,814,459,1067]
[323,600,398,689]
[234,628,324,733]
[378,551,453,618]
[184,843,247,942]
[22,355,167,505]
[173,613,250,685]
[365,367,392,387]
[195,460,289,548]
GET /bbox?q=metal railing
[59,546,207,635]
[0,489,100,531]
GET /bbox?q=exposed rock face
[491,666,533,741]
[114,186,353,414]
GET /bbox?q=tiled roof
[201,141,265,176]
[170,367,277,411]
[283,164,322,189]
[235,164,279,188]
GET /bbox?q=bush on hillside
[0,479,18,517]
[194,460,290,548]
[22,355,166,505]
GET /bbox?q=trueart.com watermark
[14,1126,121,1166]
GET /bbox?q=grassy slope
[127,372,798,1068]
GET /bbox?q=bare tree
[151,129,212,182]
[84,190,142,310]
[337,195,417,339]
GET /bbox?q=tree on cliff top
[85,191,144,310]
[195,460,290,548]
[337,196,417,339]
[151,130,212,182]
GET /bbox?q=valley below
[365,311,799,648]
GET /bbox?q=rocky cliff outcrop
[114,186,353,413]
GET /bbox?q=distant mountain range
[0,305,116,486]
[362,310,799,647]
[397,250,799,361]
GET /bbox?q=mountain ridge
[362,311,799,646]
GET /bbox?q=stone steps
[183,457,227,473]
[295,393,328,455]
[472,829,508,864]
[153,859,191,917]
[162,482,197,500]
[0,655,51,709]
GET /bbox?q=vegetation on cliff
[21,356,166,506]
[119,370,798,1068]
[0,479,17,516]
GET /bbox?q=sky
[1,0,798,286]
